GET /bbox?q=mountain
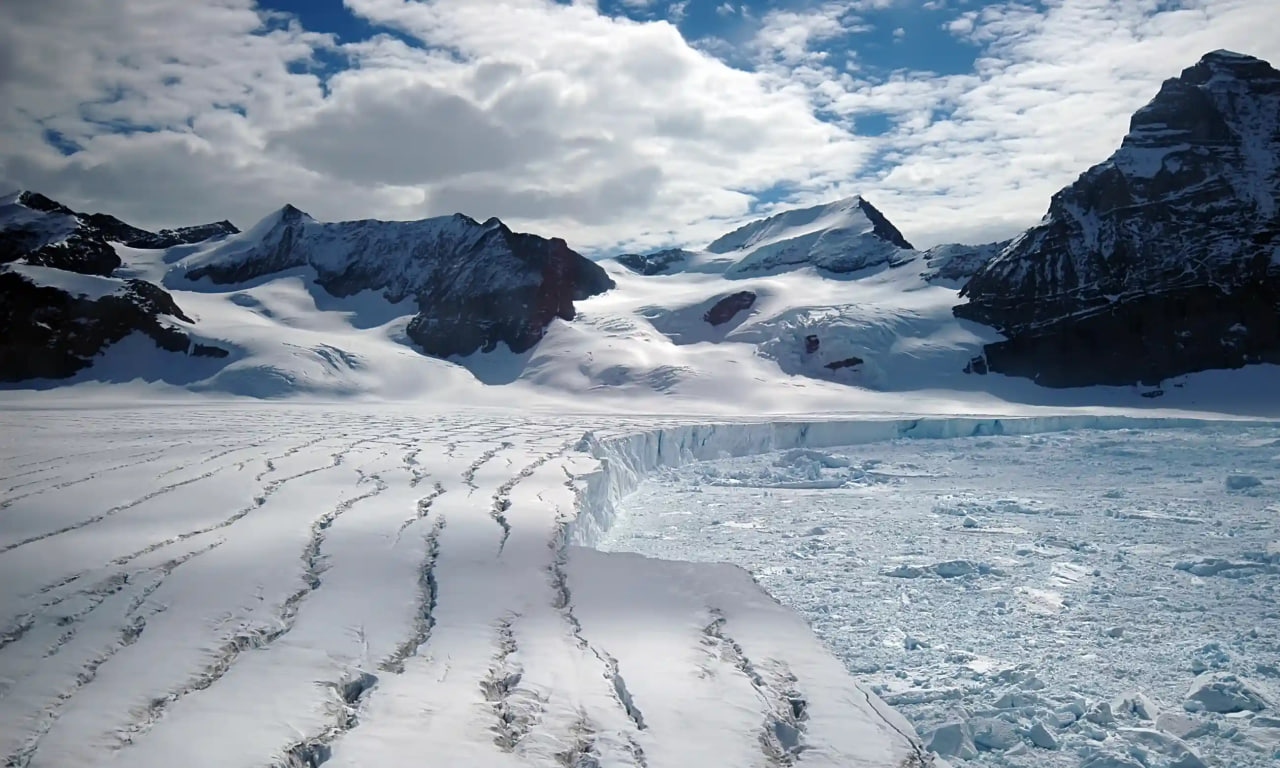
[920,241,1009,284]
[1,191,238,276]
[180,205,615,357]
[705,196,915,276]
[956,50,1280,387]
[0,192,238,380]
[0,269,226,382]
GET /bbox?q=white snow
[3,263,130,300]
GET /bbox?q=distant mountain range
[2,50,1277,401]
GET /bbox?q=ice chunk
[1185,673,1269,713]
[969,717,1020,750]
[927,722,978,760]
[1225,474,1263,491]
[1086,701,1116,725]
[1112,691,1159,720]
[1156,711,1215,739]
[1120,728,1208,768]
[1028,721,1060,750]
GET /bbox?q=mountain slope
[705,196,916,276]
[1,191,237,276]
[180,205,615,357]
[0,192,237,379]
[956,50,1280,387]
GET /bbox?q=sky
[1,0,1277,254]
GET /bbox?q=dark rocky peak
[17,191,74,216]
[856,198,914,251]
[616,248,693,276]
[1185,49,1280,84]
[2,191,240,276]
[956,50,1280,387]
[151,221,239,247]
[277,203,311,223]
[182,207,614,358]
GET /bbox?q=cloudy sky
[1,0,1277,253]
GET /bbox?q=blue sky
[266,0,985,95]
[2,0,1277,253]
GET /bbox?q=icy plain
[0,406,942,768]
[602,424,1280,768]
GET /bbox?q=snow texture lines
[116,471,389,746]
[703,609,809,766]
[481,614,542,752]
[2,542,221,768]
[0,459,242,556]
[380,513,446,675]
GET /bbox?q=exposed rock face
[703,291,757,326]
[184,205,615,357]
[0,271,224,381]
[616,248,692,275]
[824,356,863,371]
[84,213,238,249]
[921,241,1009,284]
[707,196,916,276]
[956,50,1280,387]
[0,191,236,380]
[0,191,238,276]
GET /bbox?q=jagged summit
[182,206,614,358]
[1,191,239,276]
[613,195,918,278]
[707,195,913,254]
[957,50,1280,386]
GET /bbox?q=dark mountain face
[184,206,616,358]
[0,271,224,382]
[616,248,692,275]
[956,50,1280,387]
[1,191,239,276]
[0,192,236,381]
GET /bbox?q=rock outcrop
[0,271,225,381]
[183,205,615,357]
[703,291,757,326]
[616,248,693,275]
[1,191,238,276]
[956,50,1280,387]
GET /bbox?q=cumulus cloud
[1,0,1278,252]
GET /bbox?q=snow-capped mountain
[3,50,1279,415]
[957,50,1280,387]
[1,191,237,276]
[621,196,918,278]
[0,192,237,380]
[179,204,614,358]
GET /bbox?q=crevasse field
[603,424,1280,768]
[1,407,1277,768]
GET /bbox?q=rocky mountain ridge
[956,49,1280,387]
[181,204,615,357]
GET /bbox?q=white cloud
[769,0,1280,246]
[1,0,1278,254]
[716,3,736,18]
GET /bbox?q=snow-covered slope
[177,204,614,358]
[695,196,915,277]
[957,50,1280,387]
[0,191,236,276]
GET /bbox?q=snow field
[0,407,935,767]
